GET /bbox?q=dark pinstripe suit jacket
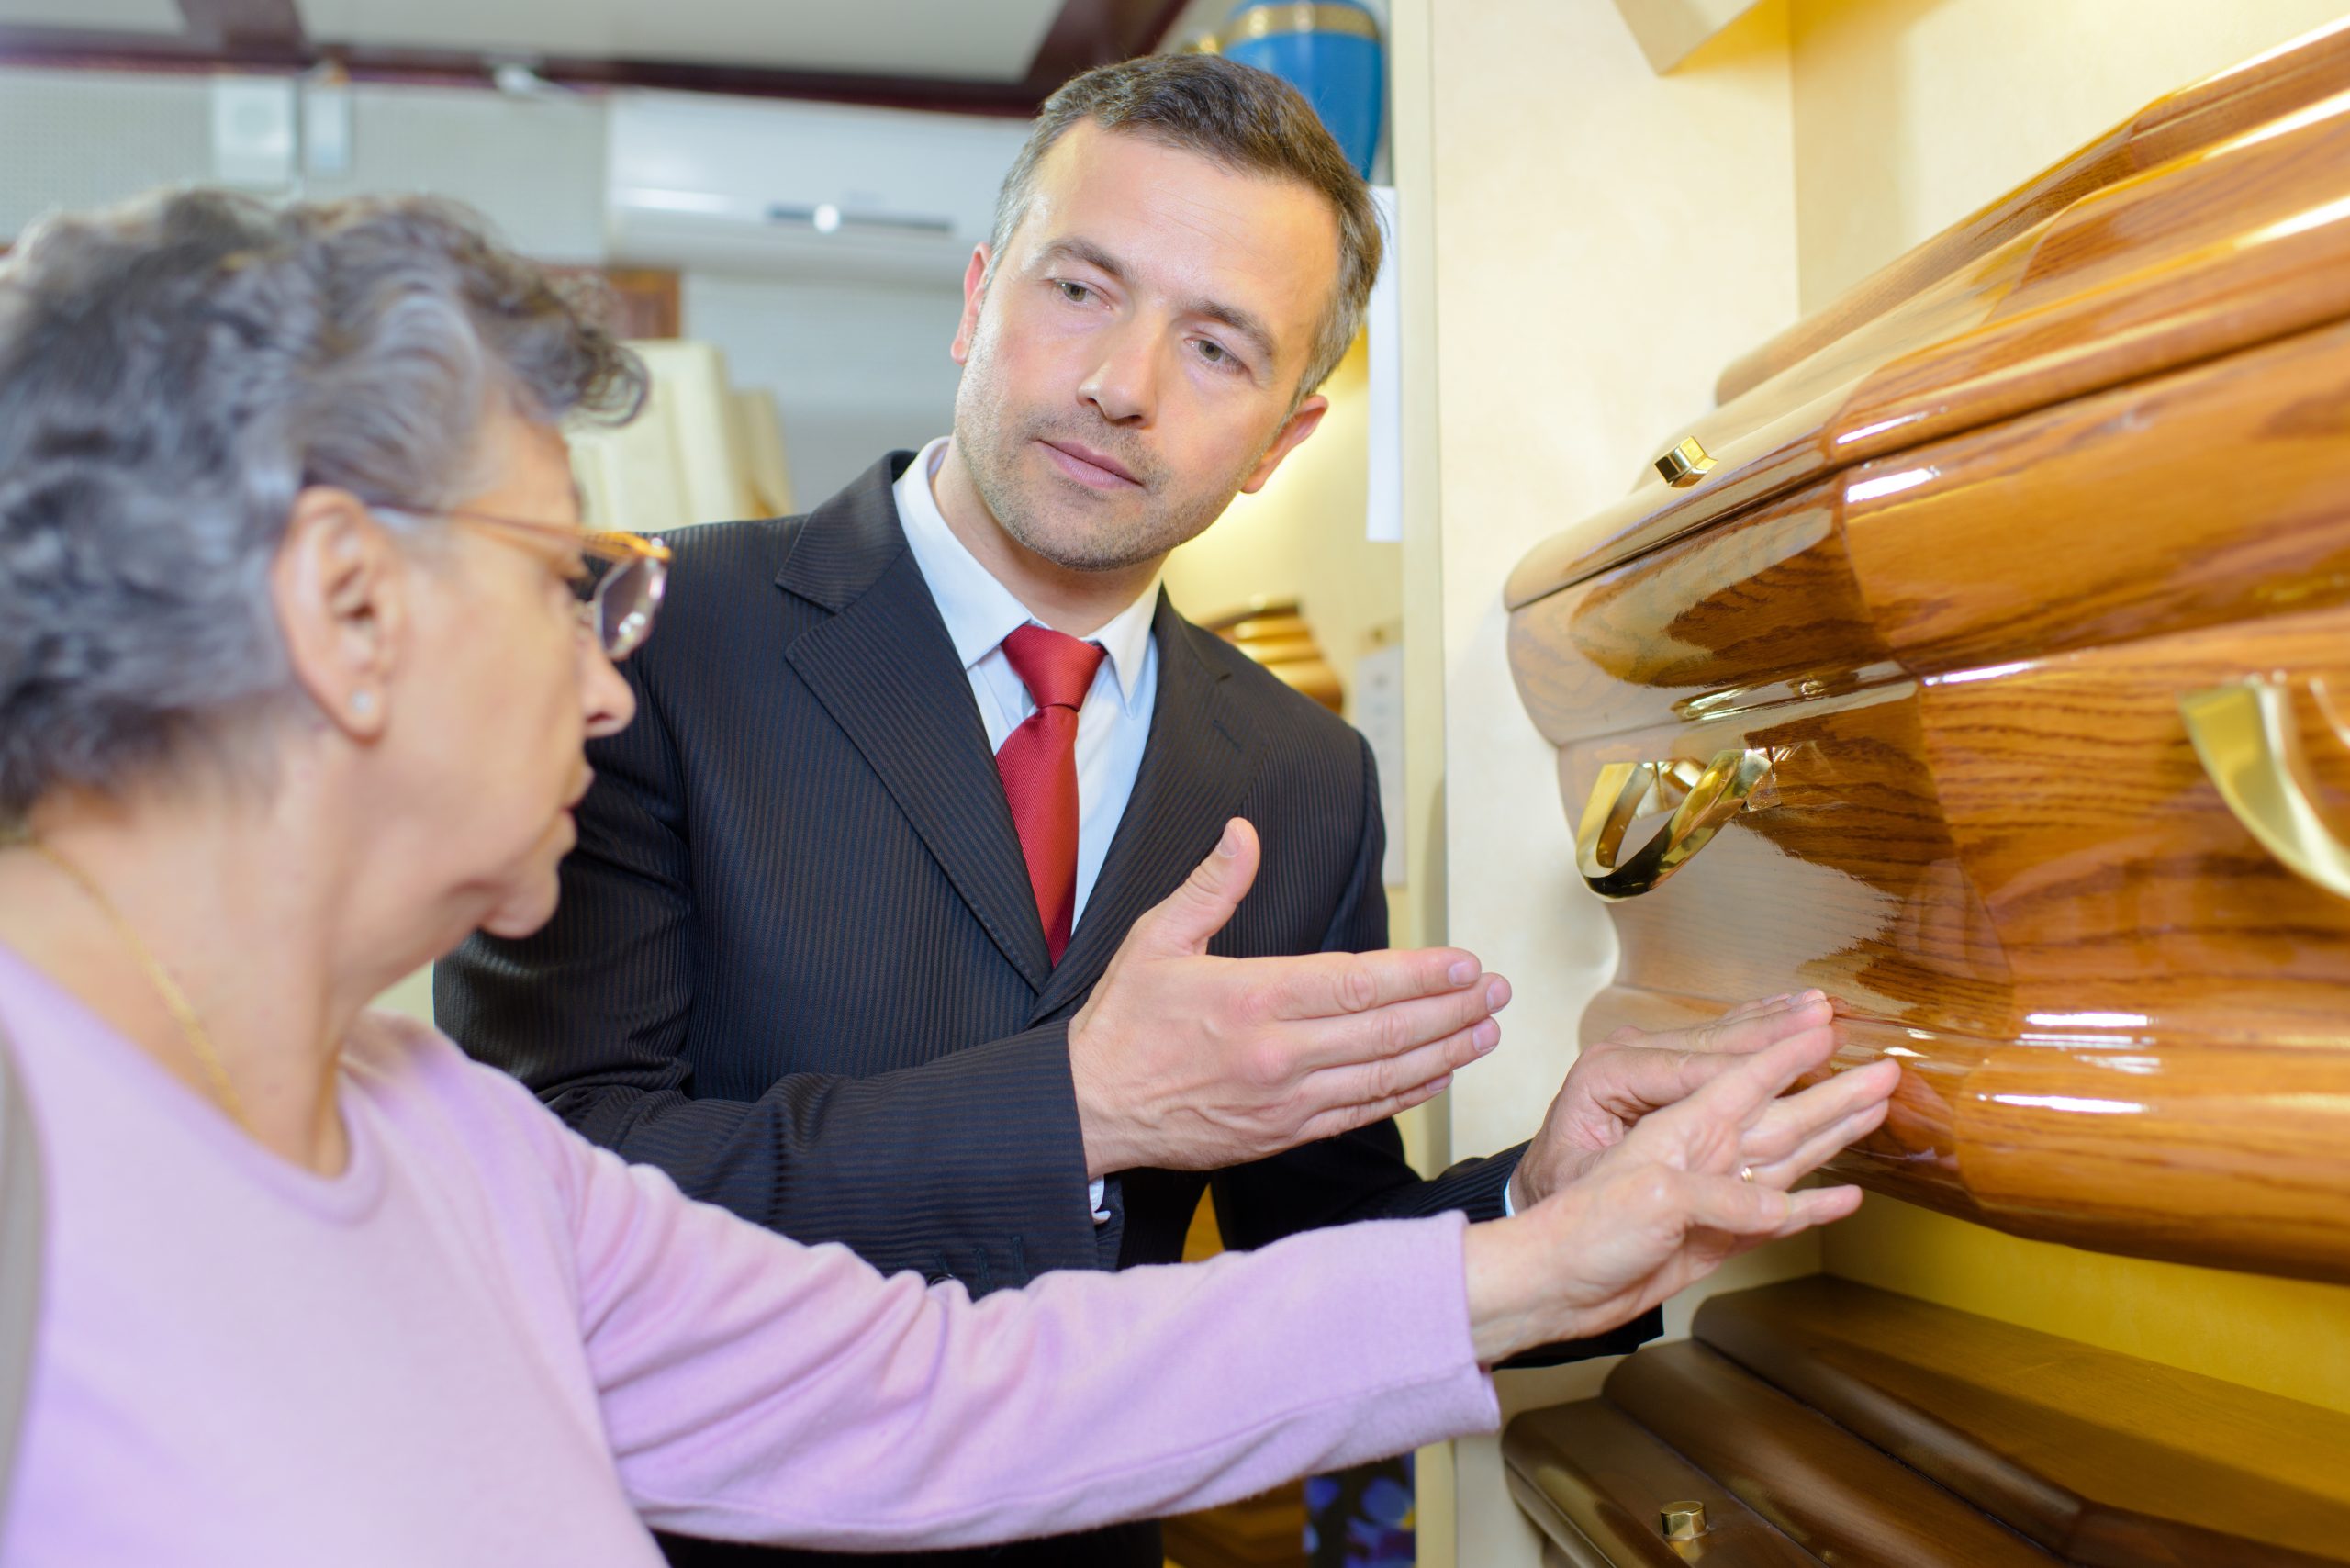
[438,454,1654,1568]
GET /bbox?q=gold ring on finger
[1740,1164,1755,1183]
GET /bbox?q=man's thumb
[1135,818,1259,957]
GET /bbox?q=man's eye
[1055,280,1092,304]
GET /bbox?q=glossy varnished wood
[1713,15,2350,404]
[1606,1342,2060,1566]
[1513,316,2350,737]
[1504,25,2350,1282]
[1505,1278,2350,1568]
[1691,1278,2350,1565]
[1505,67,2350,610]
[1503,1399,1823,1568]
[1554,603,2350,1274]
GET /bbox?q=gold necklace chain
[26,835,253,1133]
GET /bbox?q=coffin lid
[1504,16,2350,611]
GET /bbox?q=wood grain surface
[1606,1342,2060,1566]
[1503,1399,1825,1568]
[1504,1277,2350,1566]
[1712,15,2350,403]
[1691,1278,2350,1566]
[1503,23,2350,1282]
[1505,68,2350,610]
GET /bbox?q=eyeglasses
[375,505,672,661]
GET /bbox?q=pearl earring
[351,690,376,717]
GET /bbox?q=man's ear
[272,488,410,741]
[1238,394,1331,496]
[951,243,991,367]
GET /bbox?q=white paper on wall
[1365,185,1403,544]
[210,78,296,189]
[1356,640,1407,887]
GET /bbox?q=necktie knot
[1001,622,1106,713]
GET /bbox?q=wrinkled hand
[1464,1030,1899,1364]
[1507,991,1834,1211]
[1068,819,1508,1180]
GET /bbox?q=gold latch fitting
[1656,436,1717,487]
[1660,1500,1708,1541]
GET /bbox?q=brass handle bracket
[2182,675,2350,899]
[1576,746,1782,901]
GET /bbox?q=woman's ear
[272,489,410,741]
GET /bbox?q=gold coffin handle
[1575,747,1778,901]
[2182,677,2350,899]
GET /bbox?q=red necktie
[995,623,1107,964]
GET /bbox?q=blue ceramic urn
[1221,1,1384,178]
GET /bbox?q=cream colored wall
[1160,335,1402,713]
[1397,2,1804,1563]
[1789,0,2350,311]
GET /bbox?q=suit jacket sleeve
[1207,734,1660,1365]
[435,667,1102,1290]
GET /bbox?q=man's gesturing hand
[1507,991,1835,1210]
[1067,818,1507,1180]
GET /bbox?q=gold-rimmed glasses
[377,506,672,661]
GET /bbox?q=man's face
[949,120,1340,573]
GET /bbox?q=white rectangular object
[210,77,296,189]
[301,78,353,178]
[607,92,1032,285]
[1365,185,1403,544]
[1355,641,1407,888]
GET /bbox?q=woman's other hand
[1508,991,1836,1210]
[1463,1028,1899,1364]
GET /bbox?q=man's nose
[1077,317,1161,425]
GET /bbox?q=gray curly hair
[0,188,647,828]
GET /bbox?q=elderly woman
[0,190,1896,1566]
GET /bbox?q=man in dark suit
[442,54,1667,1567]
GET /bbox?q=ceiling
[0,0,182,28]
[0,0,1192,110]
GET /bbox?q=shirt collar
[893,436,1159,711]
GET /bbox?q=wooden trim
[0,0,1199,116]
[1692,1279,2350,1565]
[1022,0,1195,94]
[1505,1278,2350,1567]
[175,0,304,50]
[0,28,1046,114]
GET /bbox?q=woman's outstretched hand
[1461,1027,1898,1365]
[1507,991,1836,1210]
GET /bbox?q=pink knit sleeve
[540,1115,1498,1551]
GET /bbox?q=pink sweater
[0,946,1497,1565]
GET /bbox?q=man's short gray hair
[0,188,645,827]
[986,54,1382,400]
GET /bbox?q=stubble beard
[953,340,1259,575]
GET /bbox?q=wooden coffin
[1504,1277,2350,1568]
[1504,19,2350,1282]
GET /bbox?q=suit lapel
[779,457,1054,992]
[1032,594,1261,1023]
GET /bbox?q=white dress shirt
[894,437,1161,1225]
